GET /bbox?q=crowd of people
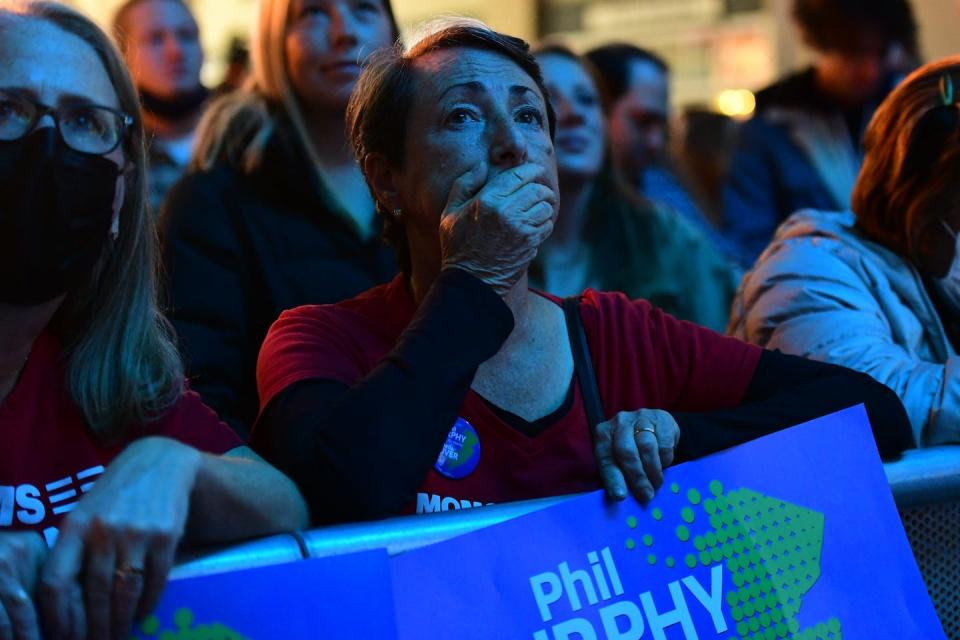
[0,0,955,636]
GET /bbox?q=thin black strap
[562,296,605,432]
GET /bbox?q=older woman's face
[285,0,395,113]
[537,53,605,181]
[391,47,558,254]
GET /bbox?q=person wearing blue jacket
[721,0,918,266]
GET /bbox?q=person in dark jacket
[721,0,918,265]
[161,0,399,438]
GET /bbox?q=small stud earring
[392,208,402,219]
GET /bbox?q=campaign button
[434,418,481,480]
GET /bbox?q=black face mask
[0,127,121,305]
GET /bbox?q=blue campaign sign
[391,406,944,639]
[131,550,397,639]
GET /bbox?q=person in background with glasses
[731,58,960,448]
[113,0,207,213]
[0,3,308,638]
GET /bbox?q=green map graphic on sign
[134,607,249,640]
[623,480,841,640]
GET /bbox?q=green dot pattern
[137,607,249,639]
[141,617,160,636]
[622,480,841,640]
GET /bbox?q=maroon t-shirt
[0,333,242,545]
[257,275,762,515]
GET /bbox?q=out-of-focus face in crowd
[285,0,395,113]
[606,57,669,180]
[813,29,893,107]
[120,0,203,99]
[537,52,605,181]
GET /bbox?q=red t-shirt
[0,333,242,545]
[257,275,761,515]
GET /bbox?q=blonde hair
[0,1,183,440]
[852,56,960,261]
[190,0,398,175]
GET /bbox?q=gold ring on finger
[114,563,145,582]
[634,424,656,437]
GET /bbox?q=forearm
[252,268,514,523]
[674,350,914,461]
[185,446,309,545]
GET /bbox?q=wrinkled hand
[440,161,558,297]
[0,531,46,640]
[594,409,680,504]
[38,437,202,640]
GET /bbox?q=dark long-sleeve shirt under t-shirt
[251,270,913,524]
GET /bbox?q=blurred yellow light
[715,89,757,120]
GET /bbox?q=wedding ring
[114,564,145,582]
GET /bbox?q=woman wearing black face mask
[0,3,307,639]
[732,57,960,449]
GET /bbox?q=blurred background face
[809,27,891,107]
[121,0,203,98]
[538,53,605,182]
[607,57,669,180]
[285,0,395,113]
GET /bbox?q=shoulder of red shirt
[29,331,243,454]
[140,385,244,453]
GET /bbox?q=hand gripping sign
[391,406,945,639]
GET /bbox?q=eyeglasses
[0,90,133,155]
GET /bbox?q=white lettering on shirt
[415,493,492,514]
[0,465,105,541]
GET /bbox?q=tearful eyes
[515,108,545,126]
[446,108,478,125]
[444,107,546,128]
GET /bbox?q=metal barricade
[885,447,960,639]
[171,533,305,580]
[172,447,960,636]
[301,494,570,559]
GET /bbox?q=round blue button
[434,418,481,480]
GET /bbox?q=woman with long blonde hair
[161,0,399,438]
[0,2,307,637]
